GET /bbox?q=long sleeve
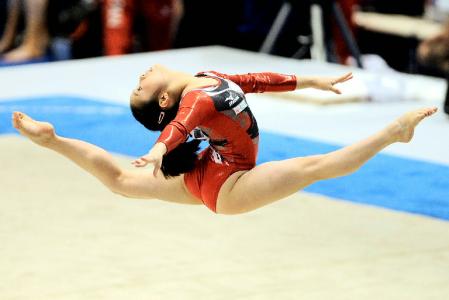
[156,91,215,153]
[202,71,297,94]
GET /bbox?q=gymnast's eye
[137,86,142,91]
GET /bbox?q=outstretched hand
[313,72,353,94]
[132,152,163,176]
[131,142,167,177]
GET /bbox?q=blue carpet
[1,95,449,220]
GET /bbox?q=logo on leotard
[190,128,209,141]
[210,148,228,165]
[158,111,165,124]
[225,94,239,106]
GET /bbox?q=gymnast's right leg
[217,107,438,214]
[12,112,201,205]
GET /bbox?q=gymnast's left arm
[296,72,353,94]
[204,71,353,94]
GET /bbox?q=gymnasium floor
[1,46,448,299]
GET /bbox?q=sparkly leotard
[157,71,297,212]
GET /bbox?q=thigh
[216,156,322,214]
[119,169,202,205]
[195,160,248,213]
[215,170,248,214]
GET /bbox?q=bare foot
[12,112,55,146]
[0,38,13,54]
[2,44,46,62]
[392,107,438,143]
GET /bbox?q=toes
[12,112,35,127]
[12,112,22,128]
[14,111,24,119]
[13,112,25,123]
[423,108,437,117]
[418,107,437,118]
[429,107,438,115]
[21,112,31,121]
[12,116,19,129]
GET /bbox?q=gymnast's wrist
[296,76,317,89]
[152,142,168,156]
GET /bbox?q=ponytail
[161,139,201,177]
[130,99,200,178]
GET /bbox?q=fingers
[131,156,162,176]
[131,157,148,167]
[153,161,161,177]
[329,72,353,94]
[335,72,353,84]
[330,87,342,94]
[131,155,154,167]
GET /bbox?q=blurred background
[0,0,447,73]
[1,0,449,110]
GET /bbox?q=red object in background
[102,0,177,56]
[103,0,134,55]
[333,0,359,64]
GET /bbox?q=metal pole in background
[444,72,449,114]
[259,2,292,54]
[310,3,326,62]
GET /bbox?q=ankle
[386,121,403,143]
[40,130,59,147]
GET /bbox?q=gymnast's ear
[159,91,170,109]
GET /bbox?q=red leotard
[157,71,297,212]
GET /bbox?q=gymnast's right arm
[132,91,214,175]
[156,91,215,153]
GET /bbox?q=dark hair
[130,99,201,178]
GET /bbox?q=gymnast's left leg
[216,107,437,214]
[11,112,200,205]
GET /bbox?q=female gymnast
[12,64,437,214]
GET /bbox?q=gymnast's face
[130,64,168,106]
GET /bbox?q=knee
[110,186,129,198]
[107,172,132,198]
